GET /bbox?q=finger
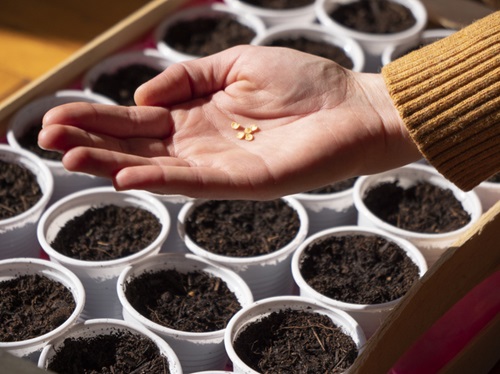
[135,46,244,107]
[114,164,248,200]
[42,102,173,139]
[62,147,188,179]
[39,125,169,157]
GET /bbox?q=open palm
[39,45,418,199]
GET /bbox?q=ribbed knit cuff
[382,11,500,191]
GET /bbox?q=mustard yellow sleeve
[382,11,500,191]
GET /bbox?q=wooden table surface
[0,0,153,103]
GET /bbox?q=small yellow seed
[245,133,254,141]
[249,124,259,132]
[231,122,241,130]
[244,127,253,134]
[236,132,245,139]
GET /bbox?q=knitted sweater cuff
[382,11,500,191]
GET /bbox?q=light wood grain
[0,0,154,103]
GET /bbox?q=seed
[249,124,259,132]
[245,133,254,141]
[236,132,245,139]
[244,127,253,134]
[231,122,241,130]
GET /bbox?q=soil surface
[50,205,162,261]
[305,177,358,194]
[0,160,42,219]
[46,330,170,374]
[162,14,256,57]
[265,37,354,69]
[240,0,315,9]
[18,124,63,161]
[125,269,241,332]
[330,0,417,34]
[92,64,162,106]
[0,274,75,342]
[363,180,471,233]
[233,308,358,373]
[299,234,419,304]
[184,200,301,257]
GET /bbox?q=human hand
[39,45,420,199]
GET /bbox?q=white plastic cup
[37,186,171,320]
[82,48,173,105]
[117,253,254,373]
[381,28,456,66]
[251,23,365,72]
[353,164,483,267]
[7,90,115,204]
[0,258,85,363]
[291,226,427,338]
[223,0,318,27]
[0,145,53,259]
[291,179,358,237]
[148,193,194,254]
[155,3,266,62]
[178,197,309,300]
[224,295,366,374]
[473,179,500,213]
[315,0,428,72]
[38,318,183,374]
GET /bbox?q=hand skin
[39,45,421,200]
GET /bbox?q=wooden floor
[0,0,153,103]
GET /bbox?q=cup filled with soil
[117,253,253,373]
[0,258,85,362]
[292,177,359,236]
[224,295,366,373]
[353,164,483,267]
[82,49,172,106]
[473,172,500,212]
[223,0,317,27]
[155,3,266,62]
[37,186,171,319]
[38,318,182,374]
[315,0,428,72]
[291,225,427,338]
[7,90,114,204]
[178,197,309,300]
[0,145,53,259]
[252,23,365,71]
[381,28,456,66]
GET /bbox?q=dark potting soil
[305,177,358,194]
[47,330,170,374]
[125,269,241,332]
[0,274,75,342]
[184,199,301,257]
[299,234,419,304]
[0,159,42,219]
[239,0,315,10]
[162,15,256,57]
[92,64,162,106]
[362,180,471,233]
[330,0,417,34]
[50,205,162,261]
[233,309,358,373]
[17,124,63,161]
[265,37,354,69]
